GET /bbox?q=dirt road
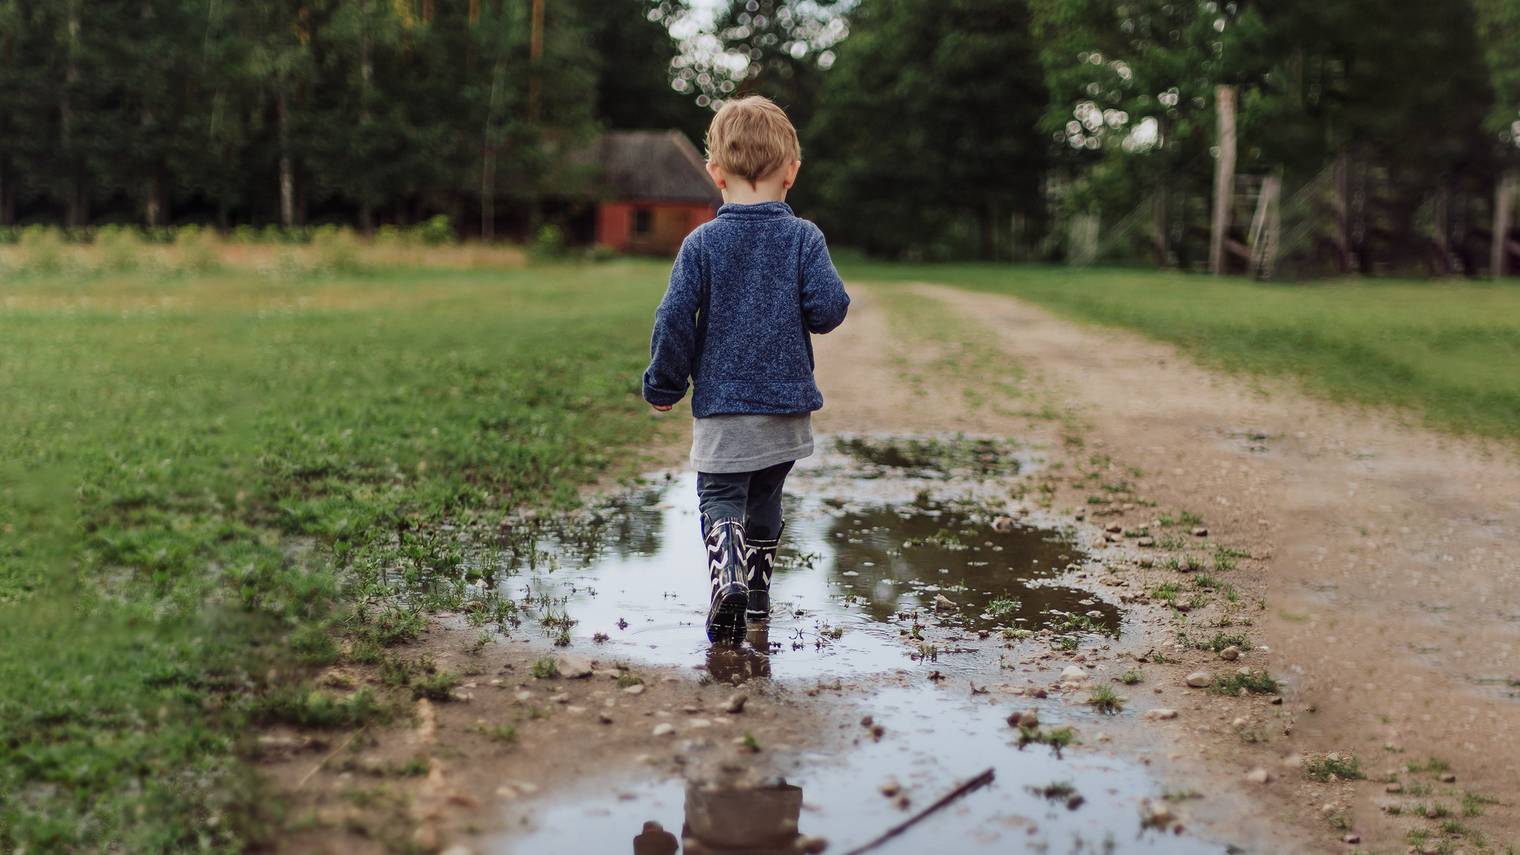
[265,283,1518,854]
[910,284,1520,852]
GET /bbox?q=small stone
[549,693,569,704]
[411,824,441,853]
[934,593,957,611]
[1385,782,1403,794]
[557,657,594,679]
[1341,833,1360,845]
[623,684,646,695]
[652,723,676,737]
[1007,709,1040,728]
[1219,646,1241,661]
[598,712,614,725]
[1137,537,1155,547]
[724,693,748,714]
[1105,523,1123,534]
[689,718,712,729]
[1143,801,1173,827]
[1144,708,1178,721]
[1061,665,1087,682]
[1245,767,1271,784]
[1185,671,1213,688]
[1439,772,1457,784]
[1138,557,1155,568]
[892,793,911,810]
[440,846,474,855]
[796,834,829,854]
[1191,527,1209,537]
[992,516,1015,533]
[879,777,902,797]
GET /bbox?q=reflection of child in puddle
[633,780,803,854]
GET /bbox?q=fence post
[1210,85,1237,276]
[1494,171,1516,279]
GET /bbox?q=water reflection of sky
[510,472,1118,680]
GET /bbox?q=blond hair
[704,96,801,185]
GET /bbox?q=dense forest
[1,0,1517,272]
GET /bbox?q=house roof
[593,130,721,205]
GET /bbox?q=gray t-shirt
[691,413,814,474]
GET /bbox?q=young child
[642,95,850,644]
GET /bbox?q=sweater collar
[716,200,794,220]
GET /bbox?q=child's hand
[651,404,673,412]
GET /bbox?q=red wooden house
[590,130,721,255]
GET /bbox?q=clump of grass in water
[1119,669,1144,685]
[1304,753,1364,782]
[1088,684,1125,714]
[985,597,1022,619]
[530,657,560,679]
[1017,724,1077,755]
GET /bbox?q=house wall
[596,200,717,255]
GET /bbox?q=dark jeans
[695,460,793,541]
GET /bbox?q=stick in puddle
[840,767,996,855]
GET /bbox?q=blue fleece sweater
[642,201,851,417]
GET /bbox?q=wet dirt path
[264,284,1517,854]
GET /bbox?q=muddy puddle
[507,438,1116,680]
[482,437,1233,853]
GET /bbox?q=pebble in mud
[1244,767,1271,784]
[1143,708,1178,721]
[1007,709,1040,728]
[559,657,595,679]
[724,693,748,714]
[652,723,675,737]
[1185,671,1213,688]
[796,835,829,854]
[1218,646,1241,661]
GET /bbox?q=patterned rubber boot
[702,515,749,643]
[744,522,784,622]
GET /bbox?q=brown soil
[260,283,1519,854]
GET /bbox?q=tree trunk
[359,0,373,234]
[1334,153,1355,274]
[277,88,295,229]
[146,174,164,228]
[1493,171,1515,280]
[528,0,545,123]
[481,147,496,241]
[482,60,505,241]
[0,158,13,226]
[1209,85,1237,276]
[1151,184,1169,267]
[63,0,83,227]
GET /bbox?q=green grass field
[844,263,1520,442]
[0,259,672,850]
